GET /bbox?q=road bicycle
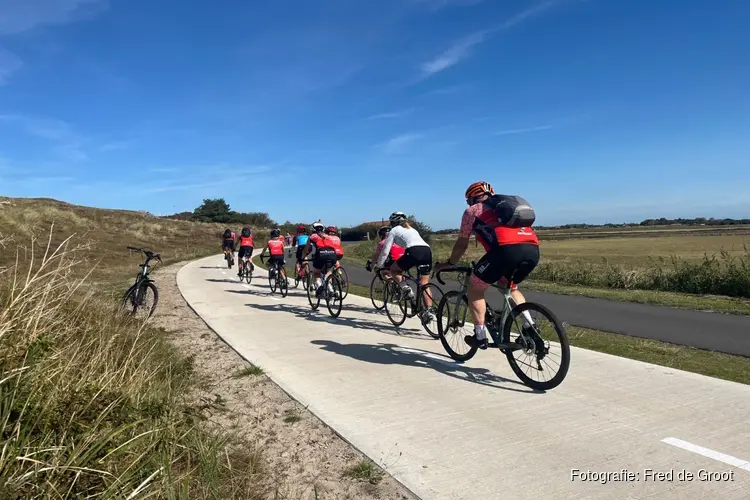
[122,246,162,319]
[304,258,345,318]
[262,255,288,298]
[223,247,234,268]
[333,263,350,299]
[379,263,444,338]
[292,260,309,288]
[366,260,388,310]
[434,264,570,391]
[238,253,253,283]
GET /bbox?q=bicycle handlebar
[127,246,162,263]
[434,264,473,285]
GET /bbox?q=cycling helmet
[297,224,307,233]
[270,228,281,238]
[241,226,251,237]
[223,228,232,238]
[378,226,390,238]
[325,226,337,234]
[465,181,494,202]
[389,211,407,227]
[312,222,325,232]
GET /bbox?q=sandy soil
[152,262,417,500]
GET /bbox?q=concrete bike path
[177,254,750,500]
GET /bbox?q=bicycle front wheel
[436,291,477,362]
[503,302,570,391]
[384,280,407,327]
[369,275,386,310]
[337,266,350,299]
[124,281,159,319]
[418,283,444,339]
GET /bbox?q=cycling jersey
[309,233,336,250]
[460,202,539,250]
[223,231,236,241]
[376,226,428,268]
[239,236,253,247]
[376,240,405,262]
[327,235,344,256]
[295,234,309,247]
[267,239,285,256]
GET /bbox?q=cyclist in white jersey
[376,212,435,315]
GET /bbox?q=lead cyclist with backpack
[433,181,539,349]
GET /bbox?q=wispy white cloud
[494,124,554,136]
[0,114,89,161]
[99,139,135,152]
[367,108,415,120]
[418,1,559,78]
[380,132,424,155]
[145,164,276,193]
[0,48,23,85]
[149,167,180,173]
[420,31,488,76]
[0,0,106,35]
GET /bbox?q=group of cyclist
[220,180,540,350]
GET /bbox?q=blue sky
[1,0,749,229]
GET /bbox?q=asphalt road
[342,263,750,357]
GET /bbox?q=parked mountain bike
[122,246,162,319]
[434,264,570,391]
[304,258,344,318]
[239,253,253,283]
[261,255,288,298]
[381,265,443,338]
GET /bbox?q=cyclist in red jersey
[236,226,255,277]
[261,228,287,281]
[434,181,540,349]
[302,222,338,297]
[366,226,405,274]
[325,226,344,268]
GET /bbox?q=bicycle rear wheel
[384,280,407,327]
[369,275,386,310]
[325,274,343,318]
[279,269,288,298]
[306,273,320,310]
[436,291,477,362]
[502,302,570,390]
[268,266,278,294]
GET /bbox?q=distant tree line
[339,216,433,242]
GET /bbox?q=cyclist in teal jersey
[293,224,310,276]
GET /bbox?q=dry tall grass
[0,235,267,498]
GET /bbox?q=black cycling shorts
[222,240,235,251]
[395,245,432,276]
[268,255,285,267]
[238,245,253,259]
[474,243,540,287]
[313,248,337,271]
[296,246,306,262]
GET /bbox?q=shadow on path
[200,266,228,269]
[205,278,240,284]
[244,302,431,339]
[311,339,538,393]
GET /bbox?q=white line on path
[662,437,750,472]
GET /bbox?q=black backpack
[483,194,536,228]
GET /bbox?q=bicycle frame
[442,266,535,349]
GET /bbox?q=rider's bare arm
[376,231,394,268]
[446,208,474,265]
[302,239,312,259]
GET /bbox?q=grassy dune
[0,197,275,498]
